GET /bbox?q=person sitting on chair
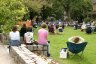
[68,36,84,44]
[67,36,87,55]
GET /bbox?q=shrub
[84,17,91,23]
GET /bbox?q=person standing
[37,23,50,57]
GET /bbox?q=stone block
[10,45,59,64]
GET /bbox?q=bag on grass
[60,48,67,58]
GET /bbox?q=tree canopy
[23,0,52,20]
[0,0,93,32]
[55,0,93,22]
[0,0,26,32]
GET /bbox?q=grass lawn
[34,26,96,64]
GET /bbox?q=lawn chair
[66,42,87,57]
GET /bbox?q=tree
[70,0,92,22]
[23,0,44,20]
[51,0,64,20]
[23,0,52,21]
[58,0,72,21]
[0,0,26,32]
[57,0,92,22]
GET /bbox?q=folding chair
[66,42,87,58]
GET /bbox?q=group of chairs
[66,42,87,58]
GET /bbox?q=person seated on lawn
[9,26,20,46]
[37,23,50,57]
[58,25,63,32]
[81,23,86,31]
[24,27,34,45]
[68,36,84,44]
[86,27,92,34]
[50,24,55,34]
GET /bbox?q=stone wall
[26,45,48,56]
[10,45,59,64]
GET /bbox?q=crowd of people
[9,23,50,57]
[8,19,96,58]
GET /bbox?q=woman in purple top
[37,23,50,57]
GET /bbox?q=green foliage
[23,0,43,13]
[0,0,26,32]
[23,0,52,20]
[51,0,64,20]
[70,0,92,21]
[57,0,93,21]
[34,27,96,64]
[0,29,2,33]
[0,0,93,32]
[84,17,91,22]
[41,5,53,20]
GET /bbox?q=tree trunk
[66,11,71,22]
[64,10,71,22]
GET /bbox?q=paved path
[0,44,16,64]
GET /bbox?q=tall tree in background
[51,0,64,20]
[40,0,52,20]
[57,0,92,22]
[23,0,42,20]
[58,0,72,21]
[70,0,92,22]
[23,0,52,21]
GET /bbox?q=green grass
[34,27,96,64]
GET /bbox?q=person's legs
[47,43,50,57]
[20,37,24,44]
[43,43,50,57]
[10,40,20,46]
[25,43,33,45]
